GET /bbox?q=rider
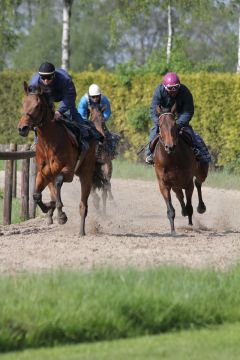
[146,71,200,164]
[77,83,111,121]
[78,84,120,159]
[29,62,103,149]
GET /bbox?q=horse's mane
[27,85,54,111]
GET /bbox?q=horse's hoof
[197,204,206,214]
[58,213,68,225]
[79,230,86,236]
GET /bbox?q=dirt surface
[0,172,240,274]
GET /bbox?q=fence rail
[0,144,36,225]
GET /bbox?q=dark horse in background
[153,105,209,235]
[18,82,104,236]
[88,105,114,215]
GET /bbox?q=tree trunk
[61,0,73,70]
[237,12,240,73]
[166,0,173,66]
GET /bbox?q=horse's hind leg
[195,162,208,214]
[194,179,206,214]
[91,188,100,210]
[55,173,68,225]
[102,188,108,215]
[173,188,187,217]
[185,181,194,225]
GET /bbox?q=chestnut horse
[18,82,102,236]
[89,106,114,215]
[154,108,208,234]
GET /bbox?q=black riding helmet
[38,62,55,76]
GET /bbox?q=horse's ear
[156,105,161,115]
[171,103,177,114]
[23,81,29,94]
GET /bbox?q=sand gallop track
[0,176,240,274]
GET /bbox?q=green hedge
[1,70,240,171]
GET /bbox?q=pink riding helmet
[162,72,180,94]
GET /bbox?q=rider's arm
[176,86,194,127]
[58,77,77,115]
[102,96,111,121]
[150,85,162,124]
[77,96,89,120]
[29,73,40,87]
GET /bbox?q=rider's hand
[54,111,62,121]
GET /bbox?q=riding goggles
[164,84,180,91]
[40,74,55,80]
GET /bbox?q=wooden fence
[0,144,36,225]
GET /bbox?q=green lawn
[1,322,240,360]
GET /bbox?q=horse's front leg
[33,172,54,215]
[159,184,175,235]
[173,188,187,217]
[55,173,68,225]
[185,181,194,225]
[46,182,56,225]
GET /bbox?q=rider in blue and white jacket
[77,83,111,121]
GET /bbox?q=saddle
[59,116,104,151]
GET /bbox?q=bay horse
[88,105,114,215]
[18,81,101,236]
[153,106,208,235]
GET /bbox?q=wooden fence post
[29,156,37,218]
[12,143,17,198]
[3,144,15,225]
[20,144,30,221]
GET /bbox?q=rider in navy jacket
[29,62,103,148]
[30,62,83,124]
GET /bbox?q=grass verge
[112,159,240,190]
[0,266,240,352]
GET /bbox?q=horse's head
[18,81,51,137]
[88,104,106,138]
[158,105,178,154]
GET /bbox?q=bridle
[89,105,106,131]
[158,111,178,149]
[22,92,50,128]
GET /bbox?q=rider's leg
[145,123,158,164]
[180,125,201,159]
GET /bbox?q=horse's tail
[92,161,108,190]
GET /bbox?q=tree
[62,0,74,70]
[0,0,23,70]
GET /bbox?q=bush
[126,105,150,132]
